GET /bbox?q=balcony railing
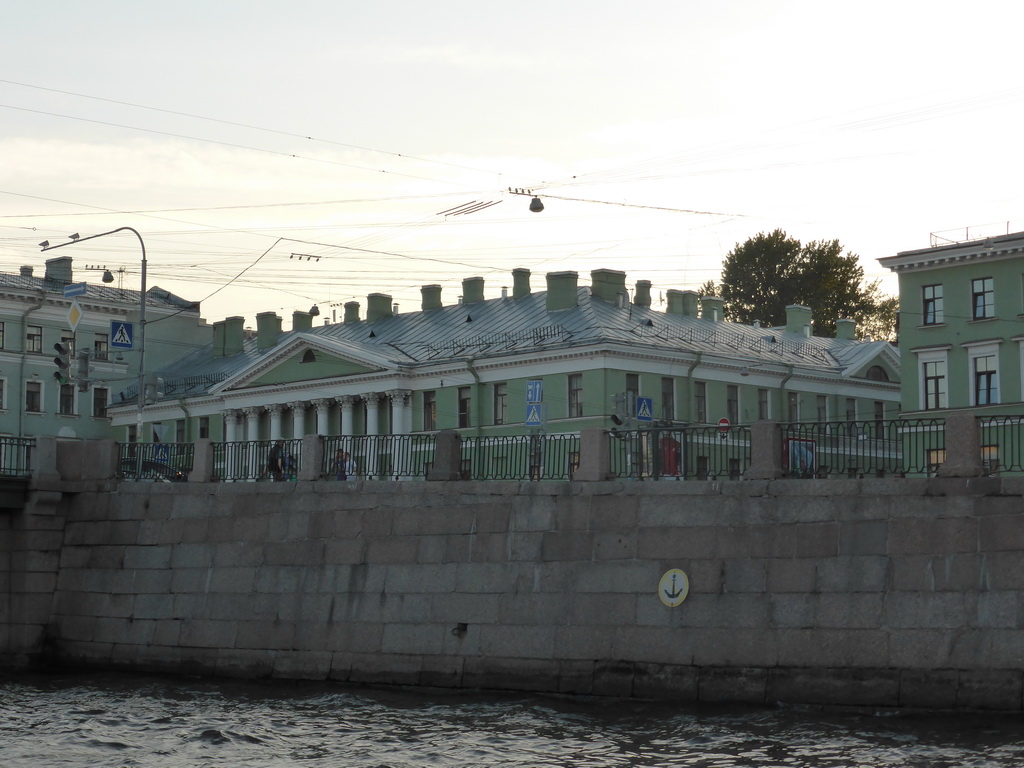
[0,437,33,478]
[117,441,194,482]
[460,433,580,480]
[609,426,752,480]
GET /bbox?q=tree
[719,229,897,339]
[696,279,718,297]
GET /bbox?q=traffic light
[53,342,71,384]
[76,350,91,392]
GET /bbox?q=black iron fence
[460,433,581,480]
[211,438,301,482]
[0,437,33,478]
[780,418,945,478]
[323,434,437,480]
[117,442,194,482]
[107,415,1024,483]
[609,426,752,480]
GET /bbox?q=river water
[2,672,1023,767]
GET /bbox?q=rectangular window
[661,377,674,421]
[972,277,994,320]
[757,388,769,420]
[973,354,998,405]
[695,381,707,423]
[923,360,948,410]
[0,321,6,349]
[922,284,943,324]
[26,325,42,354]
[493,382,508,424]
[567,374,583,418]
[175,419,186,443]
[816,395,827,422]
[93,387,108,418]
[59,383,75,415]
[726,385,739,424]
[199,416,210,439]
[874,401,885,437]
[457,386,471,429]
[423,391,437,431]
[25,381,41,412]
[94,333,109,361]
[787,392,799,422]
[845,398,857,425]
[0,380,5,410]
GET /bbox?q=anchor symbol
[664,573,685,600]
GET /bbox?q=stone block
[593,531,636,560]
[839,520,888,555]
[766,559,816,593]
[899,668,960,709]
[326,621,384,654]
[133,593,175,620]
[815,593,884,629]
[816,556,889,592]
[723,558,766,593]
[383,563,457,594]
[957,670,1024,711]
[272,650,332,680]
[793,522,840,557]
[636,526,715,559]
[632,662,700,700]
[541,531,593,561]
[507,531,542,561]
[692,627,779,667]
[767,667,900,707]
[454,562,521,593]
[614,625,694,665]
[381,622,446,655]
[349,652,423,686]
[479,624,555,658]
[365,537,419,564]
[889,516,978,555]
[556,660,596,695]
[215,649,275,678]
[769,594,815,628]
[570,592,636,626]
[171,543,214,569]
[180,619,238,649]
[420,656,465,689]
[462,656,560,693]
[981,552,1024,590]
[698,666,768,704]
[430,592,499,625]
[775,628,888,668]
[884,592,969,629]
[498,592,570,626]
[123,545,172,570]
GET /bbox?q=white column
[224,409,239,442]
[364,393,380,435]
[288,401,306,438]
[242,407,262,481]
[312,398,331,435]
[387,389,413,479]
[363,393,380,479]
[337,395,356,436]
[268,404,285,440]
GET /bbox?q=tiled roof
[0,272,197,310]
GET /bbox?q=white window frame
[915,346,950,411]
[964,340,1001,406]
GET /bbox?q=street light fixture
[41,227,148,444]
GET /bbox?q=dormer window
[301,350,316,363]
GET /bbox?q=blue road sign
[636,396,654,422]
[64,282,87,298]
[526,379,543,404]
[111,321,134,349]
[153,444,170,463]
[525,403,544,427]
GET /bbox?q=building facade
[880,231,1024,418]
[0,256,208,440]
[106,268,901,447]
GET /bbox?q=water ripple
[1,673,1023,767]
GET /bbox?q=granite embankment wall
[6,470,1024,710]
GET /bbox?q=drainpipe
[16,292,46,438]
[177,397,191,443]
[464,357,483,437]
[682,352,703,423]
[779,365,795,421]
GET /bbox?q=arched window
[301,350,316,363]
[865,365,889,381]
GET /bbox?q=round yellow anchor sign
[658,568,689,607]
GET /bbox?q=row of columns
[222,390,412,441]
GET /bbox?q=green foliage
[696,279,718,297]
[718,229,897,339]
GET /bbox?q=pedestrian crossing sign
[636,396,654,422]
[111,321,134,349]
[525,403,544,426]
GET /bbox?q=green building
[105,268,900,452]
[0,255,208,441]
[880,230,1024,472]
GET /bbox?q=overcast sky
[2,1,1022,327]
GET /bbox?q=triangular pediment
[214,334,393,392]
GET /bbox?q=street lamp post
[42,227,147,443]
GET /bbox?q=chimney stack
[512,268,531,299]
[786,305,813,336]
[257,312,283,349]
[545,271,579,311]
[421,284,442,311]
[462,276,485,304]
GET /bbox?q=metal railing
[212,438,301,482]
[323,434,436,480]
[609,426,752,480]
[980,416,1024,474]
[0,437,33,478]
[460,433,581,480]
[117,441,194,482]
[780,418,945,478]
